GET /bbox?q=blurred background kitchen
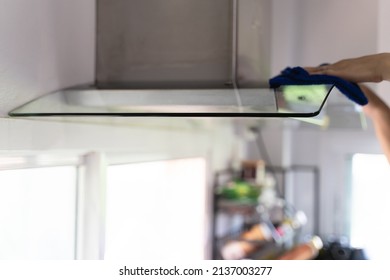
[1,0,390,260]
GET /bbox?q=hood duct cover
[9,0,334,118]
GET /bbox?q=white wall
[0,0,95,117]
[293,0,378,66]
[271,0,379,73]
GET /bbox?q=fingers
[303,67,319,74]
[305,65,333,75]
[305,55,385,83]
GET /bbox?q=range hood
[9,0,334,118]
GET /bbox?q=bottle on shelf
[221,222,273,260]
[277,236,323,260]
[273,210,307,243]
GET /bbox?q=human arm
[305,53,390,83]
[360,85,390,163]
[305,53,390,162]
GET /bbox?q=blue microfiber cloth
[269,66,368,106]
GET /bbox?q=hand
[305,53,390,83]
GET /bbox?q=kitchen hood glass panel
[9,85,334,117]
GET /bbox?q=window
[0,166,77,259]
[350,153,390,259]
[105,158,207,260]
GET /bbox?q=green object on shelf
[283,85,328,106]
[219,180,261,203]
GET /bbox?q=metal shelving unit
[211,165,320,260]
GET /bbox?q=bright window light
[350,153,390,259]
[105,158,207,260]
[0,166,77,260]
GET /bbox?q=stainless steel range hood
[9,0,334,118]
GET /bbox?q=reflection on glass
[275,85,331,114]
